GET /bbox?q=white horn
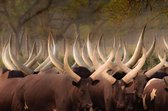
[146,36,156,58]
[8,37,33,75]
[125,25,146,67]
[25,41,43,68]
[163,37,168,51]
[73,36,88,67]
[122,47,146,84]
[64,41,81,82]
[158,53,168,67]
[115,46,131,73]
[2,44,16,70]
[90,48,114,80]
[48,33,64,72]
[145,53,166,78]
[87,33,94,62]
[24,42,36,65]
[81,43,93,67]
[122,41,128,63]
[97,35,107,62]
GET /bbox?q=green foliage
[143,54,160,70]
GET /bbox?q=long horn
[146,36,156,58]
[92,46,102,69]
[158,53,168,67]
[90,48,115,80]
[115,46,131,73]
[8,37,33,75]
[25,41,43,68]
[34,57,51,71]
[125,25,146,67]
[102,71,117,85]
[82,43,93,67]
[145,53,166,78]
[122,47,146,84]
[73,36,88,67]
[97,34,107,62]
[2,44,16,70]
[64,41,81,82]
[48,33,64,72]
[122,41,128,63]
[24,42,36,65]
[163,37,168,51]
[87,33,94,62]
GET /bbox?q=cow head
[134,72,148,98]
[72,77,99,109]
[48,37,114,110]
[101,47,146,111]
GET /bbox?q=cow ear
[92,80,100,86]
[72,81,80,87]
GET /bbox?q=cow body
[143,77,168,111]
[13,69,98,111]
[0,78,22,111]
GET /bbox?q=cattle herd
[0,26,168,111]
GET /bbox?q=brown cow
[0,78,22,111]
[11,41,114,111]
[142,77,168,111]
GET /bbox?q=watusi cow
[11,40,114,111]
[142,76,168,111]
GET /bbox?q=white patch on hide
[24,101,28,110]
[150,88,157,101]
[143,94,147,110]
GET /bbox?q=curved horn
[64,41,81,82]
[102,71,117,85]
[87,33,94,61]
[122,41,128,63]
[2,44,16,70]
[122,47,146,84]
[48,33,64,72]
[145,53,166,78]
[81,43,93,67]
[24,42,36,65]
[90,48,114,80]
[158,53,168,67]
[8,37,33,75]
[92,46,102,69]
[97,34,107,62]
[25,41,43,68]
[34,57,51,71]
[115,46,131,73]
[146,36,156,58]
[125,25,146,67]
[163,37,168,51]
[73,36,88,67]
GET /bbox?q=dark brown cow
[142,77,168,111]
[12,69,98,111]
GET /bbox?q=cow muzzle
[81,103,93,111]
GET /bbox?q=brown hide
[143,78,168,111]
[13,69,98,111]
[0,78,22,111]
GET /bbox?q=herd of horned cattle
[0,25,168,111]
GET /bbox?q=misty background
[0,0,168,67]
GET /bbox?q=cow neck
[164,77,168,91]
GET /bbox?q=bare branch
[17,0,52,30]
